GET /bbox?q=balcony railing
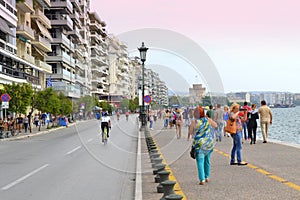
[0,0,17,16]
[34,35,51,50]
[31,9,51,29]
[47,14,73,30]
[51,0,73,14]
[17,24,35,39]
[22,53,35,64]
[35,60,52,73]
[0,39,17,55]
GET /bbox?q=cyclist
[101,112,111,142]
[125,111,129,121]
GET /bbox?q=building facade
[189,84,206,105]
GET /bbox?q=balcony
[75,74,85,85]
[0,38,17,55]
[31,9,51,29]
[67,25,81,38]
[52,33,75,51]
[21,53,35,64]
[52,82,80,98]
[35,60,52,73]
[70,0,81,10]
[49,14,73,30]
[70,11,80,25]
[39,0,51,8]
[17,24,35,40]
[17,0,34,13]
[32,34,51,52]
[51,0,73,14]
[0,0,17,27]
[46,53,75,67]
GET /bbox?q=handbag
[190,146,196,159]
[225,119,236,134]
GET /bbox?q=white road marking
[1,164,50,190]
[135,131,142,200]
[66,146,81,155]
[87,138,93,143]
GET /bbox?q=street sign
[1,101,9,109]
[81,102,85,109]
[143,95,152,103]
[1,93,11,102]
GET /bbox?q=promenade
[141,119,300,200]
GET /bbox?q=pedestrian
[187,108,195,141]
[34,114,39,127]
[229,103,248,166]
[247,104,259,144]
[175,108,182,139]
[258,100,273,143]
[16,114,23,133]
[238,107,248,141]
[241,102,251,140]
[190,106,217,185]
[214,104,224,142]
[149,111,154,130]
[163,110,170,128]
[183,107,189,127]
[223,105,230,137]
[23,115,29,133]
[169,110,175,128]
[65,116,69,128]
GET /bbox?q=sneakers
[199,181,205,185]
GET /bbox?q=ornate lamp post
[138,42,148,129]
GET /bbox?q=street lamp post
[138,42,148,129]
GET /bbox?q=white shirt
[101,116,111,123]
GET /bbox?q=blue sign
[143,95,152,103]
[1,93,11,102]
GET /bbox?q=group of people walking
[148,100,272,186]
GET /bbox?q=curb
[0,120,91,142]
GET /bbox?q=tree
[3,83,33,115]
[120,98,129,112]
[77,95,96,113]
[59,92,72,116]
[168,95,180,106]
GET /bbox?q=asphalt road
[0,115,139,200]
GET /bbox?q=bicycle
[102,126,108,145]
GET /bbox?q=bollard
[155,170,170,183]
[156,170,171,192]
[160,180,176,200]
[151,158,163,168]
[150,149,158,154]
[150,153,160,160]
[153,163,166,175]
[165,194,183,200]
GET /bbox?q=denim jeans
[215,122,224,142]
[231,131,243,163]
[149,120,153,129]
[164,119,169,127]
[196,151,212,182]
[243,122,248,139]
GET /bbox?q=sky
[90,0,300,94]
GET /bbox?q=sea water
[256,106,300,147]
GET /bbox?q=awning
[0,17,14,36]
[36,21,53,41]
[33,46,47,57]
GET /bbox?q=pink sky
[90,0,300,93]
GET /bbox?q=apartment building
[0,0,49,88]
[16,0,52,89]
[107,36,131,97]
[45,0,91,98]
[89,12,109,99]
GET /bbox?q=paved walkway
[0,120,84,141]
[141,119,300,200]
